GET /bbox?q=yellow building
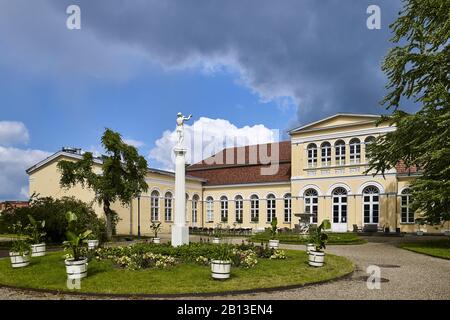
[26,114,443,235]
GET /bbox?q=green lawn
[250,232,366,245]
[398,239,450,260]
[0,250,353,295]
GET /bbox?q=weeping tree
[57,129,148,240]
[367,0,449,225]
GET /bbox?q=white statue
[176,112,192,147]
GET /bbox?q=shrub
[0,196,107,243]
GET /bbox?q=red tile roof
[187,141,291,186]
[395,161,419,174]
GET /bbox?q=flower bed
[94,242,285,270]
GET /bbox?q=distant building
[0,201,29,212]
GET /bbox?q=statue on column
[176,112,192,147]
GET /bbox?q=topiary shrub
[1,196,107,243]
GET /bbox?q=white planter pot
[416,231,424,236]
[9,251,30,268]
[269,239,279,249]
[153,237,161,244]
[211,260,231,280]
[65,258,88,280]
[306,243,315,254]
[308,250,325,267]
[212,237,221,244]
[87,240,99,250]
[31,243,46,257]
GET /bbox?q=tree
[367,0,449,224]
[57,129,148,240]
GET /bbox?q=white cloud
[0,121,30,146]
[149,117,278,170]
[0,146,50,200]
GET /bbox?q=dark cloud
[0,0,417,126]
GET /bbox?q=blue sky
[0,0,419,200]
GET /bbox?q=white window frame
[164,192,173,222]
[304,189,318,224]
[220,196,228,222]
[266,194,276,223]
[321,142,331,167]
[307,143,318,168]
[235,196,243,223]
[206,197,214,222]
[349,138,361,164]
[192,195,199,224]
[401,189,414,224]
[151,191,160,222]
[363,186,380,225]
[250,195,259,222]
[335,140,346,166]
[284,194,291,223]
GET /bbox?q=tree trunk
[103,200,113,241]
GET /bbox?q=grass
[250,231,366,245]
[398,239,450,260]
[0,250,353,295]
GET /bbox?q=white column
[171,147,189,247]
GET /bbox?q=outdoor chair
[353,224,363,232]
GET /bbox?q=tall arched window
[349,138,361,164]
[363,186,380,224]
[332,187,347,224]
[250,195,259,222]
[164,191,173,221]
[335,140,346,166]
[192,195,199,224]
[401,188,414,223]
[266,194,276,223]
[220,196,228,222]
[364,136,376,161]
[235,195,243,223]
[206,196,214,222]
[284,193,292,223]
[151,190,160,221]
[304,189,318,224]
[321,142,331,166]
[307,143,318,168]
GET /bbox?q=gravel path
[0,236,449,300]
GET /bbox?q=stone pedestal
[172,147,189,247]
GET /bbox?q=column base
[171,225,189,247]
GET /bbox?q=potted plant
[150,221,162,244]
[211,244,232,280]
[415,218,426,236]
[9,222,31,268]
[86,233,100,250]
[63,211,92,280]
[212,224,222,244]
[305,225,317,254]
[308,219,331,267]
[251,216,259,223]
[26,215,47,257]
[268,218,279,249]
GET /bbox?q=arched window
[206,196,214,222]
[349,138,361,164]
[364,136,376,161]
[235,195,243,223]
[250,195,259,222]
[284,193,292,223]
[164,191,173,221]
[332,187,347,224]
[363,186,380,224]
[266,194,276,223]
[151,190,160,222]
[401,188,414,223]
[304,189,318,224]
[321,142,331,166]
[192,195,199,224]
[220,196,228,223]
[307,143,318,168]
[335,140,346,166]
